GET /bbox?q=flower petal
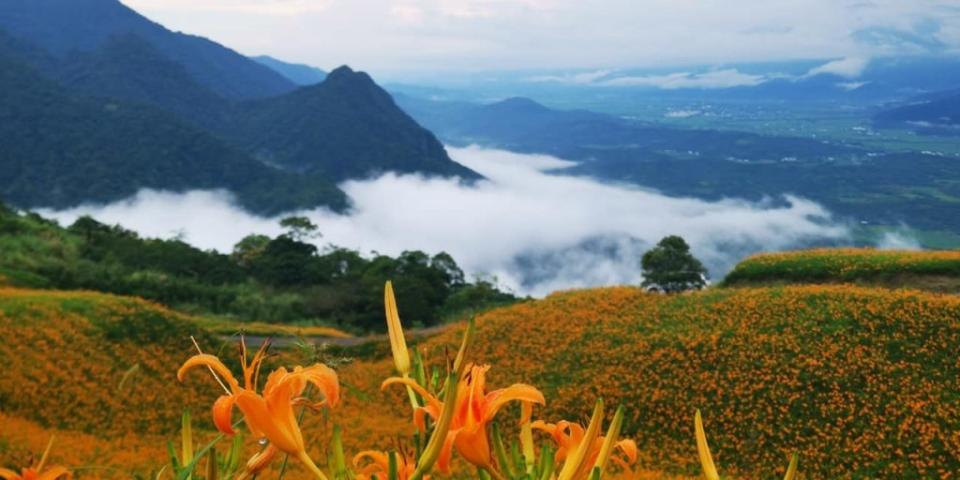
[38,466,71,480]
[234,390,302,454]
[236,445,278,480]
[212,394,237,435]
[177,354,240,392]
[413,404,441,432]
[382,377,441,410]
[0,468,20,480]
[436,429,460,474]
[482,384,545,421]
[294,364,341,408]
[353,450,390,469]
[615,439,638,465]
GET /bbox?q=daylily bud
[783,453,799,480]
[236,445,277,480]
[181,410,196,472]
[385,281,412,376]
[593,404,625,472]
[520,404,536,472]
[695,409,720,480]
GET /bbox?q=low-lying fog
[42,146,852,296]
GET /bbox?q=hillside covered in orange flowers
[3,250,960,478]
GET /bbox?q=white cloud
[876,231,921,250]
[526,69,615,84]
[600,69,768,89]
[122,0,332,16]
[119,0,960,73]
[806,57,871,78]
[391,5,426,24]
[41,147,850,297]
[838,81,870,90]
[665,109,702,118]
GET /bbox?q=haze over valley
[41,146,850,296]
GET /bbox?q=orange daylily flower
[0,467,70,480]
[0,436,70,480]
[383,363,545,473]
[353,450,427,480]
[178,340,340,479]
[532,420,636,474]
[609,439,638,473]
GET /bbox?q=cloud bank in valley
[41,147,849,296]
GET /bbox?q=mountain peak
[251,55,326,85]
[325,65,375,85]
[231,65,481,182]
[328,65,355,76]
[485,97,552,114]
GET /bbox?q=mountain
[0,0,296,99]
[397,95,848,159]
[398,94,960,232]
[0,43,346,214]
[54,33,230,129]
[875,89,960,133]
[0,0,481,211]
[229,66,480,180]
[252,55,327,85]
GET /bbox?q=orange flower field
[725,248,960,287]
[2,268,960,478]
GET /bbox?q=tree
[279,216,320,242]
[640,235,708,293]
[251,236,319,286]
[430,252,466,288]
[231,234,271,267]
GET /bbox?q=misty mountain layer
[0,0,477,213]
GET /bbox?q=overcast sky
[120,0,960,76]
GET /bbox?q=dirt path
[220,324,451,348]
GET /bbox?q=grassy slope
[0,287,356,479]
[6,249,960,478]
[724,248,960,292]
[413,285,960,478]
[0,285,677,479]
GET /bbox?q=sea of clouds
[41,146,852,296]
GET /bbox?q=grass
[194,316,353,338]
[723,248,960,291]
[410,285,960,478]
[5,248,960,478]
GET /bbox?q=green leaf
[181,411,194,480]
[537,445,555,480]
[388,451,399,480]
[492,423,514,479]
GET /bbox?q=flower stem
[298,450,330,480]
[484,465,508,480]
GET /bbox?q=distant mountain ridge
[875,88,960,133]
[252,55,327,85]
[398,94,960,232]
[0,0,478,213]
[54,33,231,129]
[232,66,480,179]
[0,0,296,99]
[0,39,346,213]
